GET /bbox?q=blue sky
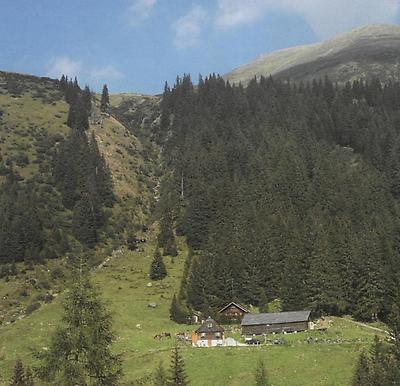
[1,0,399,94]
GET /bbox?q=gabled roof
[241,311,311,326]
[218,302,250,314]
[196,317,224,333]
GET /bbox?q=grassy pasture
[0,234,386,385]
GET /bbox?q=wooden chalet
[218,302,250,321]
[241,311,311,335]
[192,316,224,347]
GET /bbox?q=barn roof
[196,317,224,333]
[241,311,311,326]
[218,302,250,314]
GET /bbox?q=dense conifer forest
[158,74,400,322]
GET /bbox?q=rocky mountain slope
[225,24,400,85]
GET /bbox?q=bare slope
[225,24,400,85]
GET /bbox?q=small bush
[19,289,29,297]
[44,293,54,303]
[50,266,64,279]
[25,302,41,315]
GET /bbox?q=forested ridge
[158,75,400,322]
[0,75,116,268]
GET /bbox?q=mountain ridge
[225,24,400,85]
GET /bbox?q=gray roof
[196,317,224,333]
[241,311,311,326]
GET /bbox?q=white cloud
[89,65,125,82]
[46,56,124,88]
[215,0,270,28]
[46,56,82,79]
[215,0,400,39]
[128,0,157,25]
[173,5,208,49]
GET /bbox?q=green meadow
[0,234,386,385]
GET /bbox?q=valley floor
[0,235,386,385]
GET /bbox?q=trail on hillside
[345,319,389,335]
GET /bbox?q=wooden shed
[241,311,311,335]
[218,302,250,321]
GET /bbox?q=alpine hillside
[225,24,400,85]
[2,22,400,386]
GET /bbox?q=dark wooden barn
[241,311,311,335]
[218,302,250,321]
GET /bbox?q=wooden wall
[242,321,309,335]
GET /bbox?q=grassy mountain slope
[0,71,157,330]
[0,71,392,385]
[0,71,152,200]
[0,71,69,179]
[0,234,387,385]
[225,24,400,85]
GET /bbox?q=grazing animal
[154,332,171,340]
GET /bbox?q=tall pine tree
[36,274,122,385]
[100,84,110,113]
[168,345,188,386]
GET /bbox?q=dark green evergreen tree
[168,345,188,386]
[82,85,92,114]
[352,351,371,386]
[72,193,99,248]
[150,248,167,280]
[10,358,26,386]
[170,294,188,324]
[153,361,168,386]
[36,274,122,385]
[67,96,89,131]
[100,84,110,113]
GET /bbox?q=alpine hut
[192,316,224,347]
[218,302,250,321]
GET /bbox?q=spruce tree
[10,358,25,386]
[164,237,178,257]
[72,193,99,248]
[82,85,92,114]
[67,96,89,131]
[170,294,188,324]
[153,361,168,386]
[35,274,122,385]
[352,351,371,386]
[168,345,188,386]
[150,248,167,280]
[254,359,269,386]
[158,211,176,249]
[100,84,110,113]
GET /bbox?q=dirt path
[345,318,389,335]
